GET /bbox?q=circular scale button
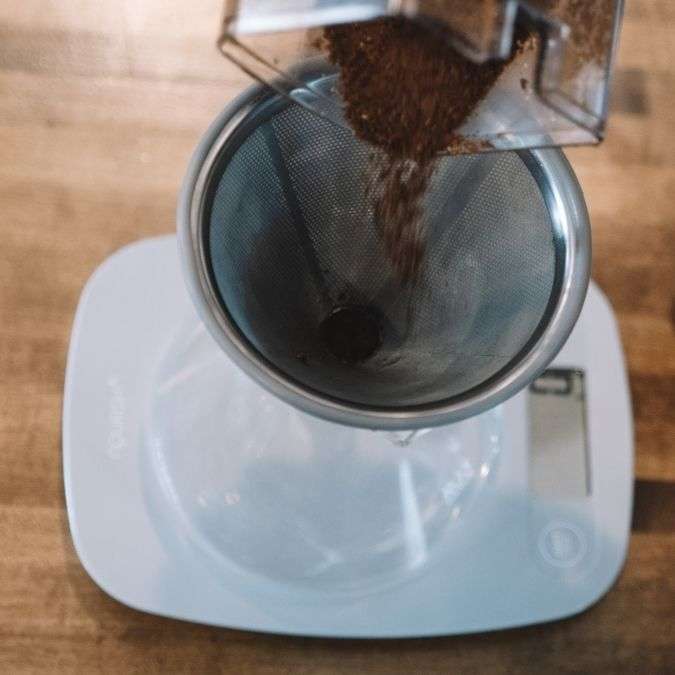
[538,521,588,569]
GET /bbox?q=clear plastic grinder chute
[218,0,624,154]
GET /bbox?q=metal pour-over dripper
[179,75,590,429]
[218,0,624,154]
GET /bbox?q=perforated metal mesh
[206,100,557,408]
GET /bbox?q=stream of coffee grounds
[324,18,528,283]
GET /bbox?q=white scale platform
[63,236,633,638]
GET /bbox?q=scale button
[538,521,588,568]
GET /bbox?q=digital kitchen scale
[63,235,633,637]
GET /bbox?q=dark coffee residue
[319,305,383,364]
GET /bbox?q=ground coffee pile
[324,18,526,282]
[535,0,614,69]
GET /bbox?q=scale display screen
[528,368,590,499]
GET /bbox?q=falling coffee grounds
[324,18,529,282]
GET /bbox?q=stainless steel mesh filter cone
[178,81,590,430]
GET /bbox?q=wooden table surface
[1,1,673,673]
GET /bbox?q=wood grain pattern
[1,1,673,672]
